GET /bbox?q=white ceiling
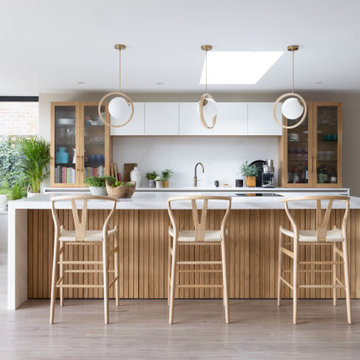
[0,0,359,95]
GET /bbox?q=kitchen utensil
[261,159,275,188]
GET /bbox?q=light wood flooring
[1,252,360,360]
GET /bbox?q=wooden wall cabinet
[279,102,342,187]
[50,102,112,187]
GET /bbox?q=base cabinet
[28,208,359,299]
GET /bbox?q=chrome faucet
[194,162,205,187]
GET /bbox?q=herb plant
[240,162,258,177]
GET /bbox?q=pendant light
[199,45,217,129]
[273,45,307,129]
[98,44,134,127]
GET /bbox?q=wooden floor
[1,252,360,359]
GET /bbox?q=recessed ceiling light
[314,81,323,85]
[77,81,85,85]
[156,82,164,85]
[200,51,283,85]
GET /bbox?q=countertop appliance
[249,160,266,187]
[261,159,275,188]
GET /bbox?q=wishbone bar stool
[49,195,120,324]
[167,195,232,324]
[278,195,351,324]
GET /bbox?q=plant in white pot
[146,171,158,188]
[154,175,163,189]
[17,137,50,197]
[84,176,115,196]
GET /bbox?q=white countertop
[7,190,360,210]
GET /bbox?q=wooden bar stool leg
[114,232,120,307]
[332,243,337,306]
[293,239,299,325]
[59,242,64,307]
[221,239,229,324]
[342,239,352,324]
[277,229,283,306]
[168,234,171,306]
[102,239,109,324]
[169,240,177,324]
[49,236,59,324]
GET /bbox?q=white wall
[113,136,279,187]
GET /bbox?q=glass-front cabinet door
[79,103,110,183]
[282,104,313,187]
[51,103,79,186]
[313,103,342,187]
[51,102,111,187]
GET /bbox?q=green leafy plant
[17,137,50,193]
[154,176,163,182]
[240,162,258,177]
[146,171,158,180]
[0,136,23,187]
[161,169,173,181]
[84,176,115,187]
[111,181,135,188]
[4,178,27,200]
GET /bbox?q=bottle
[130,166,141,186]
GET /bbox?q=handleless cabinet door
[213,102,247,135]
[247,102,282,135]
[145,102,179,135]
[110,102,145,135]
[179,102,213,135]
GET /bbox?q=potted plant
[161,169,173,188]
[240,161,258,187]
[105,179,136,198]
[154,175,163,189]
[17,137,50,197]
[84,176,115,196]
[5,178,27,200]
[146,171,158,188]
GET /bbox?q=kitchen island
[8,189,360,309]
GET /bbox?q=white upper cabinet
[145,102,179,135]
[247,102,282,136]
[179,102,213,135]
[110,102,145,136]
[213,102,247,135]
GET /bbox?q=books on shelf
[55,165,105,184]
[55,166,76,184]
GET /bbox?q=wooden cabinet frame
[279,102,342,188]
[50,102,112,187]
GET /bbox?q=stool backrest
[51,195,117,241]
[167,195,232,241]
[282,195,350,242]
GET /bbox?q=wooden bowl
[105,180,136,198]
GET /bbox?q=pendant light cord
[118,48,122,90]
[291,49,295,93]
[205,49,208,93]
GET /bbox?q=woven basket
[106,180,136,198]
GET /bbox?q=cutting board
[124,163,137,182]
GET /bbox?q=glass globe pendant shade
[108,96,131,121]
[282,97,304,120]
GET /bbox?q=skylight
[200,51,284,85]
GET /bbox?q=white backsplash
[112,136,279,188]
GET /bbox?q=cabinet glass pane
[54,106,76,184]
[286,115,310,184]
[316,106,338,184]
[83,105,106,178]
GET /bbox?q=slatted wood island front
[27,207,360,300]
